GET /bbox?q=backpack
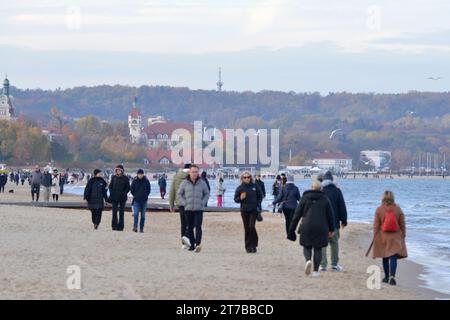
[381,205,399,232]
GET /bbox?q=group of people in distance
[81,163,407,285]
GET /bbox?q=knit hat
[287,175,294,182]
[137,169,144,174]
[317,173,324,182]
[183,163,192,169]
[115,164,124,172]
[93,169,102,176]
[323,171,333,181]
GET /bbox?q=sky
[1,0,450,93]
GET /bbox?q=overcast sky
[1,0,450,93]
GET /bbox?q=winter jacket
[169,170,189,208]
[255,179,266,198]
[321,180,348,229]
[234,182,263,213]
[131,176,151,203]
[158,177,167,189]
[272,180,281,196]
[177,177,210,211]
[0,174,7,186]
[216,181,226,196]
[30,171,43,185]
[372,204,408,259]
[51,175,60,194]
[41,172,52,188]
[273,182,300,210]
[84,176,108,210]
[108,174,130,202]
[288,190,335,248]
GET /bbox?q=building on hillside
[360,150,391,170]
[312,152,353,172]
[0,75,15,120]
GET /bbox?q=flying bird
[329,129,342,139]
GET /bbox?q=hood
[284,182,296,190]
[302,190,324,201]
[321,180,335,188]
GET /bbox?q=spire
[133,95,137,108]
[3,74,10,96]
[216,67,223,92]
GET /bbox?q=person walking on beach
[318,171,348,272]
[272,175,282,214]
[177,165,210,252]
[41,168,52,202]
[158,174,166,199]
[20,172,25,185]
[0,171,7,193]
[108,164,130,231]
[372,191,407,286]
[130,169,151,233]
[51,169,60,202]
[288,180,335,277]
[14,172,19,185]
[84,169,108,230]
[30,165,43,202]
[255,174,266,212]
[216,177,226,207]
[234,172,263,253]
[273,175,300,236]
[201,171,211,207]
[170,164,191,249]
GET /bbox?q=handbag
[256,204,263,222]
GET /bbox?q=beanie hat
[183,163,192,169]
[137,169,144,174]
[323,171,334,181]
[93,169,102,176]
[115,164,124,172]
[317,173,324,182]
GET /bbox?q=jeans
[31,184,40,201]
[111,200,126,231]
[241,211,258,251]
[133,201,147,231]
[304,246,323,272]
[282,207,295,236]
[185,210,203,248]
[91,208,102,226]
[382,255,398,278]
[321,228,340,268]
[179,206,188,241]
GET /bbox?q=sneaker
[139,229,144,233]
[312,271,321,277]
[182,236,191,248]
[182,245,188,250]
[132,227,138,233]
[319,266,327,272]
[382,277,389,283]
[304,260,312,275]
[195,245,202,253]
[331,265,343,272]
[389,276,397,286]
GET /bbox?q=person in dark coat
[255,174,266,211]
[234,172,263,253]
[201,171,210,207]
[158,174,166,199]
[271,175,282,213]
[318,171,348,272]
[288,181,335,277]
[131,169,151,233]
[108,164,130,231]
[273,175,300,236]
[0,172,7,193]
[83,169,108,230]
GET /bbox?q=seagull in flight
[329,129,342,139]
[427,76,442,81]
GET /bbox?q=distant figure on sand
[201,171,211,207]
[169,163,191,249]
[108,164,130,231]
[372,191,408,286]
[255,174,266,212]
[41,168,52,202]
[158,174,166,199]
[84,169,108,230]
[0,171,7,193]
[131,169,151,233]
[288,180,335,277]
[318,171,348,272]
[177,165,210,252]
[216,177,226,207]
[272,175,300,236]
[271,175,282,214]
[51,169,60,202]
[234,172,263,253]
[30,165,43,202]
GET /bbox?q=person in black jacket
[158,174,167,199]
[255,174,266,211]
[201,171,210,207]
[234,171,263,253]
[288,180,335,277]
[318,171,348,272]
[131,169,151,233]
[83,169,108,230]
[108,164,130,231]
[273,175,300,236]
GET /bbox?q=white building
[0,75,15,120]
[360,150,391,169]
[312,152,353,172]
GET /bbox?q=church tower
[0,75,15,120]
[128,96,143,143]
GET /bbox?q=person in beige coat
[372,191,408,286]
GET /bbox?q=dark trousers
[52,194,59,201]
[282,207,295,236]
[91,208,103,226]
[160,187,166,199]
[241,211,258,251]
[382,255,398,278]
[0,184,4,192]
[111,200,126,231]
[31,184,40,201]
[303,246,322,272]
[186,210,203,247]
[179,206,188,241]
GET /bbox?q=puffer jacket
[234,182,263,213]
[272,182,300,209]
[169,170,189,208]
[177,176,210,211]
[84,177,108,210]
[108,174,131,202]
[131,176,151,202]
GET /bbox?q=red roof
[146,149,172,162]
[313,152,351,159]
[129,108,141,117]
[143,122,193,139]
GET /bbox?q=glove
[287,232,297,242]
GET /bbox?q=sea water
[65,178,450,295]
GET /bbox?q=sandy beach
[0,184,447,300]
